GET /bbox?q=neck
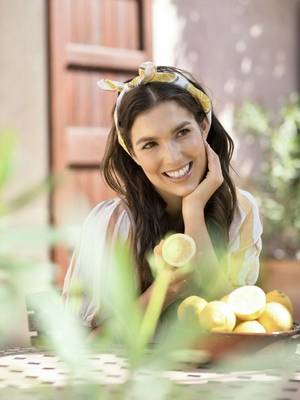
[156,188,182,216]
[165,196,182,216]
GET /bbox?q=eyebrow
[135,121,192,146]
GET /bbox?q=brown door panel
[48,0,152,286]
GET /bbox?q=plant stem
[138,269,171,352]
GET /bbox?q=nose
[163,141,181,164]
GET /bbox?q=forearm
[138,281,178,312]
[184,211,233,298]
[88,324,104,340]
[88,282,177,340]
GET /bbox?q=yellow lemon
[198,301,236,333]
[220,293,245,325]
[227,285,266,321]
[220,294,229,303]
[266,290,294,315]
[258,302,293,333]
[234,320,266,333]
[177,296,207,322]
[162,233,196,267]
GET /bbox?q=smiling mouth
[162,162,193,180]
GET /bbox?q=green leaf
[0,225,71,252]
[235,102,270,135]
[0,174,65,217]
[101,240,143,365]
[138,269,171,353]
[235,94,300,257]
[0,131,16,190]
[27,289,91,377]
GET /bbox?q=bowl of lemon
[177,285,300,361]
[152,233,300,360]
[159,233,300,361]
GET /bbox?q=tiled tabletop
[0,347,300,399]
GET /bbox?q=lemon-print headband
[97,61,212,155]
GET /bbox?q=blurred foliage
[235,94,300,259]
[0,130,299,399]
[0,130,204,397]
[0,131,63,218]
[0,131,88,357]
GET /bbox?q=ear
[200,117,210,140]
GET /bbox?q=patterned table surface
[0,347,300,399]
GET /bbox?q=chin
[154,174,202,202]
[170,183,199,198]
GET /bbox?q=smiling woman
[63,62,263,332]
[130,102,208,213]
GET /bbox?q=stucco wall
[153,0,300,180]
[0,0,49,259]
[0,0,299,259]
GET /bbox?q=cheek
[187,137,206,160]
[135,154,160,175]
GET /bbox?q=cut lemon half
[266,290,294,315]
[234,320,266,333]
[161,233,196,267]
[227,285,266,321]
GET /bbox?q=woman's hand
[182,140,224,222]
[164,272,189,307]
[153,240,190,307]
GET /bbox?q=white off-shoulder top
[63,188,263,328]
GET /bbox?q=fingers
[153,239,164,257]
[171,268,192,283]
[168,277,189,297]
[204,141,217,171]
[204,141,224,186]
[205,140,218,159]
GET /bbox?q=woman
[63,62,263,331]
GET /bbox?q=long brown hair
[102,66,237,293]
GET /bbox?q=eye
[142,141,157,150]
[177,128,190,138]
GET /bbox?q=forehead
[131,101,195,139]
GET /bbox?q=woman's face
[131,101,209,213]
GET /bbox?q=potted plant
[234,94,300,317]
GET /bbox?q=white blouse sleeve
[227,189,263,287]
[62,198,132,328]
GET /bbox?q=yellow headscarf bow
[97,61,212,155]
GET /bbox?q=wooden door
[48,0,152,285]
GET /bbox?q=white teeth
[165,163,190,178]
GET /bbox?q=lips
[163,162,193,179]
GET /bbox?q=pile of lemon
[178,287,294,334]
[159,233,294,334]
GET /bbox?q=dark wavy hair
[102,66,237,293]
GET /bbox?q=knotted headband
[97,61,212,155]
